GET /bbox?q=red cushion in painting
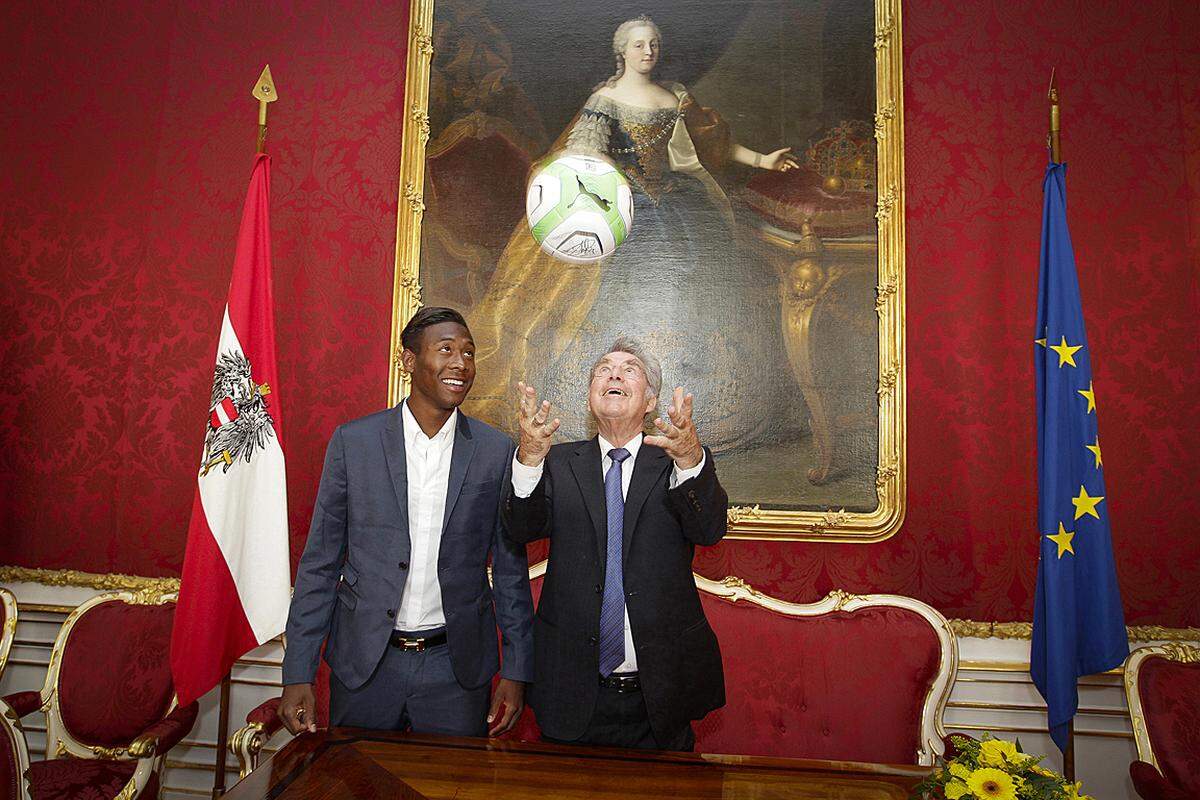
[57,601,175,748]
[1137,657,1200,794]
[25,758,158,800]
[744,168,876,238]
[694,596,941,764]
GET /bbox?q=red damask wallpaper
[1,1,1197,626]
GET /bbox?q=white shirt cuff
[511,453,544,498]
[669,452,705,489]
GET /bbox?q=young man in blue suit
[278,307,533,737]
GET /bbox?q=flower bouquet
[913,735,1094,800]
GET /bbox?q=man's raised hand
[644,387,703,469]
[516,381,560,467]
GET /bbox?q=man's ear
[644,394,658,417]
[400,347,416,375]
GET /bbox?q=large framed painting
[389,0,905,542]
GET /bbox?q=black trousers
[546,683,695,751]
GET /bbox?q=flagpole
[212,673,232,798]
[1048,68,1061,163]
[253,64,278,154]
[1063,718,1075,781]
[209,66,281,799]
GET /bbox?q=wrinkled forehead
[597,351,645,372]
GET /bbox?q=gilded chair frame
[0,588,16,678]
[31,589,179,800]
[527,562,956,765]
[1123,642,1200,772]
[388,0,907,543]
[0,698,31,800]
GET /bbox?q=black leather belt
[599,672,641,692]
[389,630,447,651]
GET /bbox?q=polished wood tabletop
[223,728,931,799]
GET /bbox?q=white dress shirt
[395,401,457,632]
[511,433,705,672]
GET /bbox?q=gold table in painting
[224,729,930,799]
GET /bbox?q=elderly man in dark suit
[503,337,728,751]
[277,307,533,737]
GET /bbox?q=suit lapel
[623,444,671,567]
[381,405,410,536]
[568,438,607,565]
[441,412,477,531]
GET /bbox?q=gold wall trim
[0,566,179,593]
[388,0,907,543]
[9,566,1194,643]
[949,618,1200,642]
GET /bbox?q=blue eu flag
[1030,162,1128,753]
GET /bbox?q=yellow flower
[945,780,970,800]
[1066,781,1094,800]
[967,768,1018,800]
[1031,765,1057,778]
[949,762,971,780]
[978,739,1028,767]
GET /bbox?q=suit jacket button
[594,583,602,594]
[386,609,395,619]
[399,561,409,570]
[588,635,598,645]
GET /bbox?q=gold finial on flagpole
[1047,68,1061,163]
[252,65,278,154]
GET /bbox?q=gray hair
[598,16,663,89]
[590,337,662,407]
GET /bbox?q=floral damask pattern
[694,597,942,763]
[1,1,1198,627]
[58,602,176,747]
[1138,658,1200,792]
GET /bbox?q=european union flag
[1030,161,1128,753]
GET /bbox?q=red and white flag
[171,154,290,706]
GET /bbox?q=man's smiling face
[588,350,655,428]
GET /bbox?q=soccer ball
[526,154,634,263]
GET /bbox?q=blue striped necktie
[598,447,630,676]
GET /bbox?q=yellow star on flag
[1049,335,1083,368]
[1046,521,1075,558]
[1078,381,1096,413]
[1085,437,1102,468]
[1072,485,1105,520]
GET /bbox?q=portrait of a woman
[464,15,803,454]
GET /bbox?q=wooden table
[224,728,930,799]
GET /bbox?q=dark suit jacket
[282,406,534,692]
[503,438,727,741]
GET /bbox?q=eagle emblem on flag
[201,350,276,476]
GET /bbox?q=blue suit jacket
[282,405,533,691]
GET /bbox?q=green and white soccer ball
[526,154,634,263]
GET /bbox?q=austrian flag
[171,153,291,706]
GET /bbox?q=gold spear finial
[252,65,278,154]
[1047,68,1061,163]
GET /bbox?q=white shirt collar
[598,432,643,462]
[401,399,457,447]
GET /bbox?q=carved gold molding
[0,566,179,593]
[388,0,907,543]
[949,618,1200,642]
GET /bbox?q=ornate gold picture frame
[389,0,905,542]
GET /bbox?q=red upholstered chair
[0,699,31,800]
[0,589,16,679]
[0,590,197,800]
[1124,643,1200,800]
[693,576,957,765]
